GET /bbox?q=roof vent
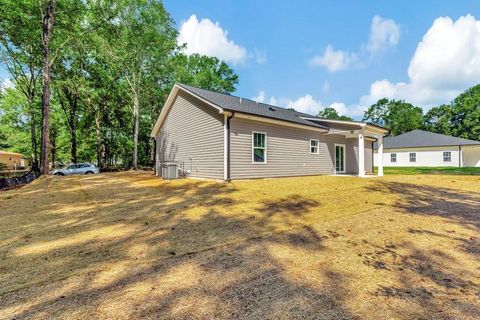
[239,97,242,104]
[269,107,276,112]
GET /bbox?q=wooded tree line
[362,85,480,139]
[0,0,238,173]
[1,1,479,174]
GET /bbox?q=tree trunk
[69,98,77,163]
[132,92,140,170]
[71,126,77,163]
[29,102,39,172]
[39,0,56,175]
[95,112,102,167]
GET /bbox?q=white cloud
[252,90,278,106]
[361,15,480,107]
[178,15,247,64]
[310,16,399,71]
[329,102,348,115]
[252,90,369,118]
[309,45,358,72]
[285,95,324,115]
[366,15,400,55]
[252,90,266,103]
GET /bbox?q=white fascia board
[299,117,389,134]
[235,113,328,133]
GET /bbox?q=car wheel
[54,172,64,176]
[85,171,94,174]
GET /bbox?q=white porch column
[358,129,365,177]
[378,134,384,176]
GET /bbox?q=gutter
[459,145,461,167]
[224,112,234,181]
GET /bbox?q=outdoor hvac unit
[161,162,178,180]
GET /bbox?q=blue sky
[166,0,480,118]
[2,1,479,119]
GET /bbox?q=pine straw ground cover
[0,172,479,319]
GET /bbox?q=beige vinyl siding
[229,117,345,179]
[346,139,373,174]
[156,91,224,180]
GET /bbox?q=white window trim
[334,143,346,174]
[310,139,320,154]
[391,153,397,163]
[252,131,267,164]
[443,151,452,162]
[409,152,416,162]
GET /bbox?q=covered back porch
[303,118,389,177]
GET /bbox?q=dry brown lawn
[0,171,479,319]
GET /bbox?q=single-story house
[150,84,389,181]
[0,151,28,170]
[373,129,480,167]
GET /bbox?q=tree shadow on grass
[0,173,358,319]
[362,180,480,319]
[367,180,480,231]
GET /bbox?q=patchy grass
[0,172,479,319]
[375,166,480,175]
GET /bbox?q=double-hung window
[409,152,416,162]
[391,153,397,163]
[310,139,319,154]
[252,132,267,163]
[443,151,451,162]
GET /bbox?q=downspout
[458,145,461,167]
[227,113,234,180]
[223,112,234,181]
[153,137,157,175]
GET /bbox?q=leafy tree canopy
[0,0,239,169]
[317,107,353,121]
[363,98,424,136]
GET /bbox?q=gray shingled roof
[373,129,480,149]
[178,84,329,130]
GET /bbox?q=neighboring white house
[373,130,480,167]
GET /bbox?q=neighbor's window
[443,151,451,162]
[391,153,397,163]
[310,139,319,154]
[252,132,267,163]
[409,152,416,162]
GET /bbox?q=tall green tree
[0,0,44,170]
[423,104,453,135]
[317,107,353,121]
[172,54,239,93]
[450,85,480,141]
[1,0,240,171]
[363,98,424,136]
[99,0,178,169]
[137,53,239,165]
[0,86,32,156]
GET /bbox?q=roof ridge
[177,83,311,116]
[176,83,330,130]
[406,129,479,143]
